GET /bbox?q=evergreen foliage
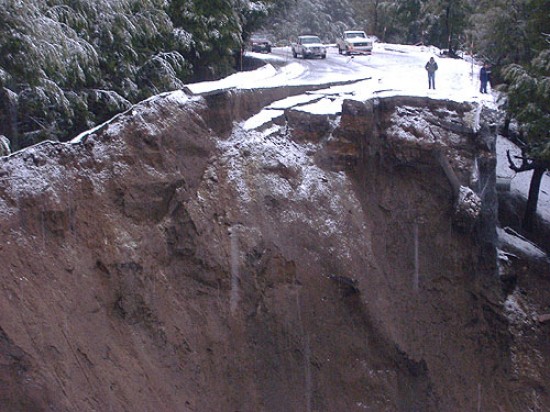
[490,1,550,231]
[503,47,550,162]
[419,0,473,52]
[469,0,549,67]
[261,0,357,43]
[0,0,547,166]
[0,0,275,150]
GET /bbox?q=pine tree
[261,0,357,43]
[470,0,535,66]
[502,45,550,231]
[420,0,473,54]
[0,0,277,149]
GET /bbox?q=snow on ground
[223,43,497,134]
[187,43,495,107]
[497,226,547,260]
[497,136,550,218]
[184,62,308,94]
[496,135,550,229]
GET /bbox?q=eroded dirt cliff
[0,87,548,411]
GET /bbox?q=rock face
[0,87,548,411]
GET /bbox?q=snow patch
[497,227,548,260]
[496,136,550,225]
[242,109,284,130]
[295,97,343,115]
[504,291,530,323]
[185,63,307,94]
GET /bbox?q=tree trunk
[373,0,379,35]
[522,166,545,232]
[502,115,510,137]
[445,4,452,52]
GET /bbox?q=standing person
[425,57,438,89]
[480,63,491,94]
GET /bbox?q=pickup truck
[291,35,327,59]
[337,30,373,55]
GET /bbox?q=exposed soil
[0,87,548,411]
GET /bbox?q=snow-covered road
[269,43,479,96]
[187,42,494,108]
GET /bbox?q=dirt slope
[0,88,548,411]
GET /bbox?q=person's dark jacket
[480,67,491,83]
[425,60,438,73]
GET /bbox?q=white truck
[291,35,327,59]
[337,30,373,55]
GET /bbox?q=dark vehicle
[250,35,272,53]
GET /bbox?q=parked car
[337,30,373,55]
[291,35,327,59]
[249,34,272,53]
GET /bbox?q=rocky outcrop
[0,87,547,411]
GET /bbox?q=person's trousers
[480,81,487,93]
[428,72,435,89]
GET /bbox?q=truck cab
[337,31,373,55]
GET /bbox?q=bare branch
[506,149,535,172]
